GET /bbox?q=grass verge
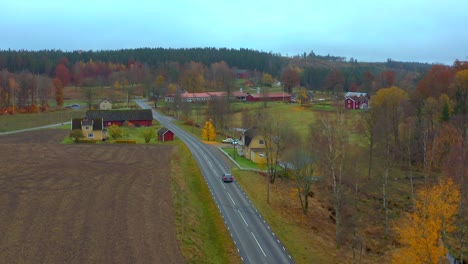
[171,144,240,263]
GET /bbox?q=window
[259,140,264,145]
[88,133,94,138]
[259,153,265,157]
[85,126,90,130]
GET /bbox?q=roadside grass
[171,144,240,263]
[221,147,263,170]
[0,109,87,132]
[233,168,337,263]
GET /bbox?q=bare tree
[310,110,347,246]
[288,145,315,214]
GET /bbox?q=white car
[222,138,234,143]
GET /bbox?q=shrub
[107,124,122,139]
[142,128,156,143]
[70,129,85,143]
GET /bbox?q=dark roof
[86,109,153,122]
[243,127,258,147]
[71,117,103,130]
[157,127,173,136]
[71,118,82,130]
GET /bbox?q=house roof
[345,92,369,98]
[157,127,173,136]
[86,109,153,122]
[243,127,258,147]
[100,98,112,103]
[231,91,248,97]
[247,93,291,99]
[71,117,103,130]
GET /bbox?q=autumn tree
[281,66,300,94]
[202,120,216,141]
[107,124,122,140]
[180,61,205,93]
[324,68,345,93]
[55,63,71,87]
[53,78,64,107]
[380,70,396,87]
[370,86,408,152]
[417,65,454,99]
[392,178,460,264]
[209,61,234,93]
[452,69,468,140]
[262,73,273,87]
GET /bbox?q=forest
[0,47,466,263]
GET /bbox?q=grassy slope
[171,144,240,263]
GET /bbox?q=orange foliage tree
[392,178,460,264]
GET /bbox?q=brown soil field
[0,129,184,264]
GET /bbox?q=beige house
[239,128,267,164]
[99,99,112,110]
[71,116,106,141]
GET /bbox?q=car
[231,139,238,145]
[222,138,234,143]
[222,173,234,182]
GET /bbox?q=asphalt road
[137,101,294,264]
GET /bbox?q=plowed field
[0,129,184,264]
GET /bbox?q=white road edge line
[251,232,267,257]
[238,210,249,227]
[227,192,236,206]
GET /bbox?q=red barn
[86,109,153,127]
[157,127,175,142]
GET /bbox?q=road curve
[137,101,294,264]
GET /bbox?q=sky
[2,0,468,64]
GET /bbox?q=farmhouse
[86,109,153,127]
[344,92,370,109]
[245,93,291,102]
[99,99,112,110]
[238,128,267,164]
[157,127,175,142]
[71,116,106,141]
[164,91,248,103]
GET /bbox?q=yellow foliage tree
[202,120,216,141]
[392,177,460,264]
[262,73,273,87]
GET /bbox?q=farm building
[245,93,291,102]
[238,128,267,164]
[71,116,106,141]
[86,109,153,127]
[344,92,370,109]
[157,127,175,142]
[99,99,112,110]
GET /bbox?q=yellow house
[99,99,112,110]
[239,128,267,164]
[71,116,106,141]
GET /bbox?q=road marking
[227,192,236,206]
[238,210,248,227]
[251,232,267,257]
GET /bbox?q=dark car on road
[222,173,234,182]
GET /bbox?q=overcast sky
[2,0,467,64]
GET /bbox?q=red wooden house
[344,92,370,109]
[157,127,175,142]
[86,109,153,127]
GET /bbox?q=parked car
[231,139,238,145]
[222,138,234,143]
[222,173,234,182]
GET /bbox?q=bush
[113,140,136,144]
[70,129,85,143]
[142,128,156,143]
[107,124,122,139]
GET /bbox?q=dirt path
[0,129,184,264]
